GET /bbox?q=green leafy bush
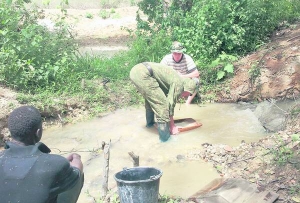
[0,0,78,91]
[99,9,110,19]
[173,0,300,61]
[136,0,300,85]
[207,52,237,81]
[85,12,93,19]
[127,30,172,63]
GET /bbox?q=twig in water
[102,140,111,198]
[51,147,102,155]
[128,151,139,167]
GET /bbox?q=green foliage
[85,191,183,203]
[110,8,116,13]
[291,105,300,117]
[290,184,300,197]
[85,193,184,203]
[76,54,130,80]
[215,165,223,173]
[130,0,137,6]
[85,12,93,19]
[291,134,300,142]
[137,0,300,86]
[270,134,298,165]
[111,12,121,19]
[197,53,237,88]
[99,9,110,19]
[99,0,120,8]
[15,77,141,119]
[127,29,172,63]
[248,63,261,84]
[2,0,300,122]
[0,0,78,91]
[138,0,300,61]
[159,194,182,203]
[207,52,237,81]
[172,0,300,62]
[137,0,165,25]
[137,0,192,31]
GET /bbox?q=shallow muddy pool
[42,103,268,202]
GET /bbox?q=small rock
[176,154,185,161]
[224,145,233,152]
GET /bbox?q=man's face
[172,52,183,62]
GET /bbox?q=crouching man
[130,62,198,142]
[0,105,84,203]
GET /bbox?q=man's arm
[186,91,197,105]
[166,80,183,118]
[180,68,199,78]
[160,55,169,65]
[57,154,84,203]
[49,154,83,198]
[169,116,179,135]
[167,79,184,134]
[181,54,200,78]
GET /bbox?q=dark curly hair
[8,106,42,143]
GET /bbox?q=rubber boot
[157,122,170,142]
[146,109,155,128]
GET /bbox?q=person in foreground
[0,105,84,203]
[130,62,198,142]
[160,41,200,104]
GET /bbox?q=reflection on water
[42,103,267,202]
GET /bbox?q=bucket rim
[114,166,163,183]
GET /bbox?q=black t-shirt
[0,142,81,203]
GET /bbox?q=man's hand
[169,116,180,135]
[66,153,83,173]
[170,125,180,135]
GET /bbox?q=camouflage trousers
[130,63,170,122]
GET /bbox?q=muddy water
[42,103,267,202]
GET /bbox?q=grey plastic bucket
[114,167,163,203]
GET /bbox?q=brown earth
[1,7,300,202]
[41,7,140,46]
[216,24,300,103]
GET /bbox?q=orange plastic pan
[175,118,202,132]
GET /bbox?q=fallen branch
[102,140,111,197]
[128,151,139,167]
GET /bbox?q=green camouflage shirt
[130,62,184,118]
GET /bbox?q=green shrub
[206,52,237,82]
[136,0,300,85]
[127,30,172,63]
[0,0,78,91]
[99,9,110,19]
[85,12,93,19]
[137,0,300,63]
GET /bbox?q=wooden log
[101,140,111,198]
[128,151,139,167]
